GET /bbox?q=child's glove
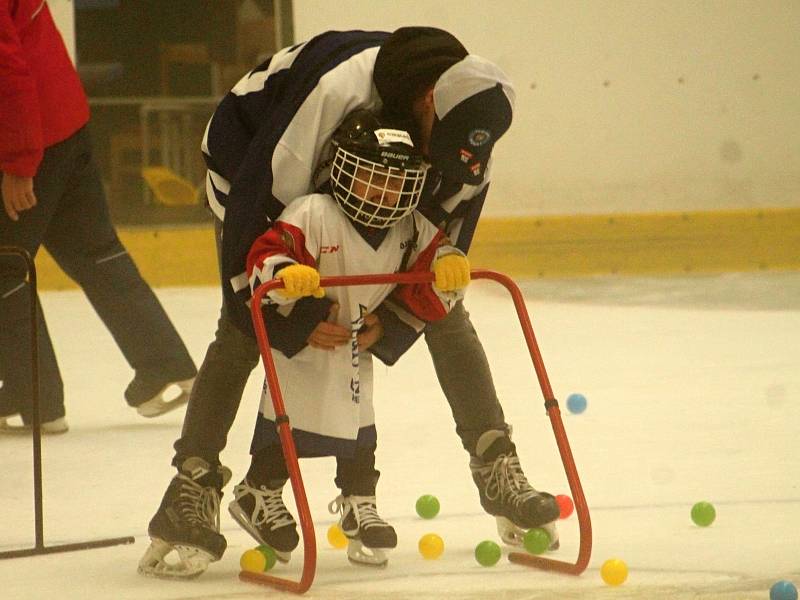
[275,264,325,299]
[433,254,471,291]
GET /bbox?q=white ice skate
[0,414,69,434]
[328,495,396,568]
[137,538,214,579]
[135,378,194,417]
[496,516,560,550]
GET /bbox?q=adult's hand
[307,303,350,350]
[1,173,37,221]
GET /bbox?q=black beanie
[374,27,468,118]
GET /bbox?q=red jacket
[0,0,89,176]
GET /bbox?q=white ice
[2,272,798,599]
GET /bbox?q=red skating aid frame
[242,270,591,593]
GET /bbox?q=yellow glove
[433,254,470,291]
[275,264,325,299]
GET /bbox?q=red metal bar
[474,270,591,575]
[242,270,590,593]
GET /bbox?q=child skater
[229,109,471,567]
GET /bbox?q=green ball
[256,544,278,571]
[691,501,716,527]
[474,540,502,567]
[523,527,551,555]
[415,494,440,519]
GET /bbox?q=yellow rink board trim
[34,207,800,290]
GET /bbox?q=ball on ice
[415,494,440,519]
[691,501,716,527]
[418,533,444,559]
[474,540,501,567]
[566,393,587,414]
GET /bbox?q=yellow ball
[327,523,348,549]
[418,533,444,560]
[240,548,267,573]
[600,558,628,586]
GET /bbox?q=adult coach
[0,0,197,433]
[140,27,558,578]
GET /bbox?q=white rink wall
[293,0,800,217]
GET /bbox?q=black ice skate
[138,457,231,579]
[470,430,560,548]
[328,494,397,567]
[228,479,298,562]
[125,370,195,418]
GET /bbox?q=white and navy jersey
[246,194,464,456]
[203,30,492,334]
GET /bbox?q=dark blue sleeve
[367,303,424,366]
[217,31,389,336]
[260,296,335,358]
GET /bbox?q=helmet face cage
[330,117,428,229]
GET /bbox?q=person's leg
[171,219,261,467]
[144,216,260,567]
[424,300,559,534]
[331,444,396,557]
[0,135,78,426]
[423,300,508,453]
[42,128,196,410]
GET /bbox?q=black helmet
[330,109,428,229]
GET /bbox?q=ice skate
[328,494,396,567]
[0,414,69,435]
[228,479,298,562]
[495,516,560,549]
[126,374,195,418]
[470,430,560,547]
[138,457,231,579]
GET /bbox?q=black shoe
[125,370,196,417]
[329,494,397,549]
[147,457,232,561]
[228,479,298,559]
[470,431,559,529]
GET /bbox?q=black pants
[0,127,195,423]
[248,443,380,497]
[172,218,508,469]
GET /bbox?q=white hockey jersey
[246,194,464,456]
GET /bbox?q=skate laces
[237,482,295,529]
[328,495,387,531]
[482,455,540,508]
[176,475,221,531]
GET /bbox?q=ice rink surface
[2,272,798,599]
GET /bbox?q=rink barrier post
[0,246,134,560]
[243,270,590,593]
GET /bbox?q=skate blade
[496,517,560,550]
[137,538,213,579]
[227,502,292,563]
[346,539,389,568]
[136,379,194,418]
[0,416,69,435]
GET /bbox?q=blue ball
[771,580,798,600]
[566,393,587,414]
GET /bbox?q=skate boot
[328,494,397,567]
[228,479,298,562]
[138,457,231,579]
[125,370,196,418]
[470,430,560,548]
